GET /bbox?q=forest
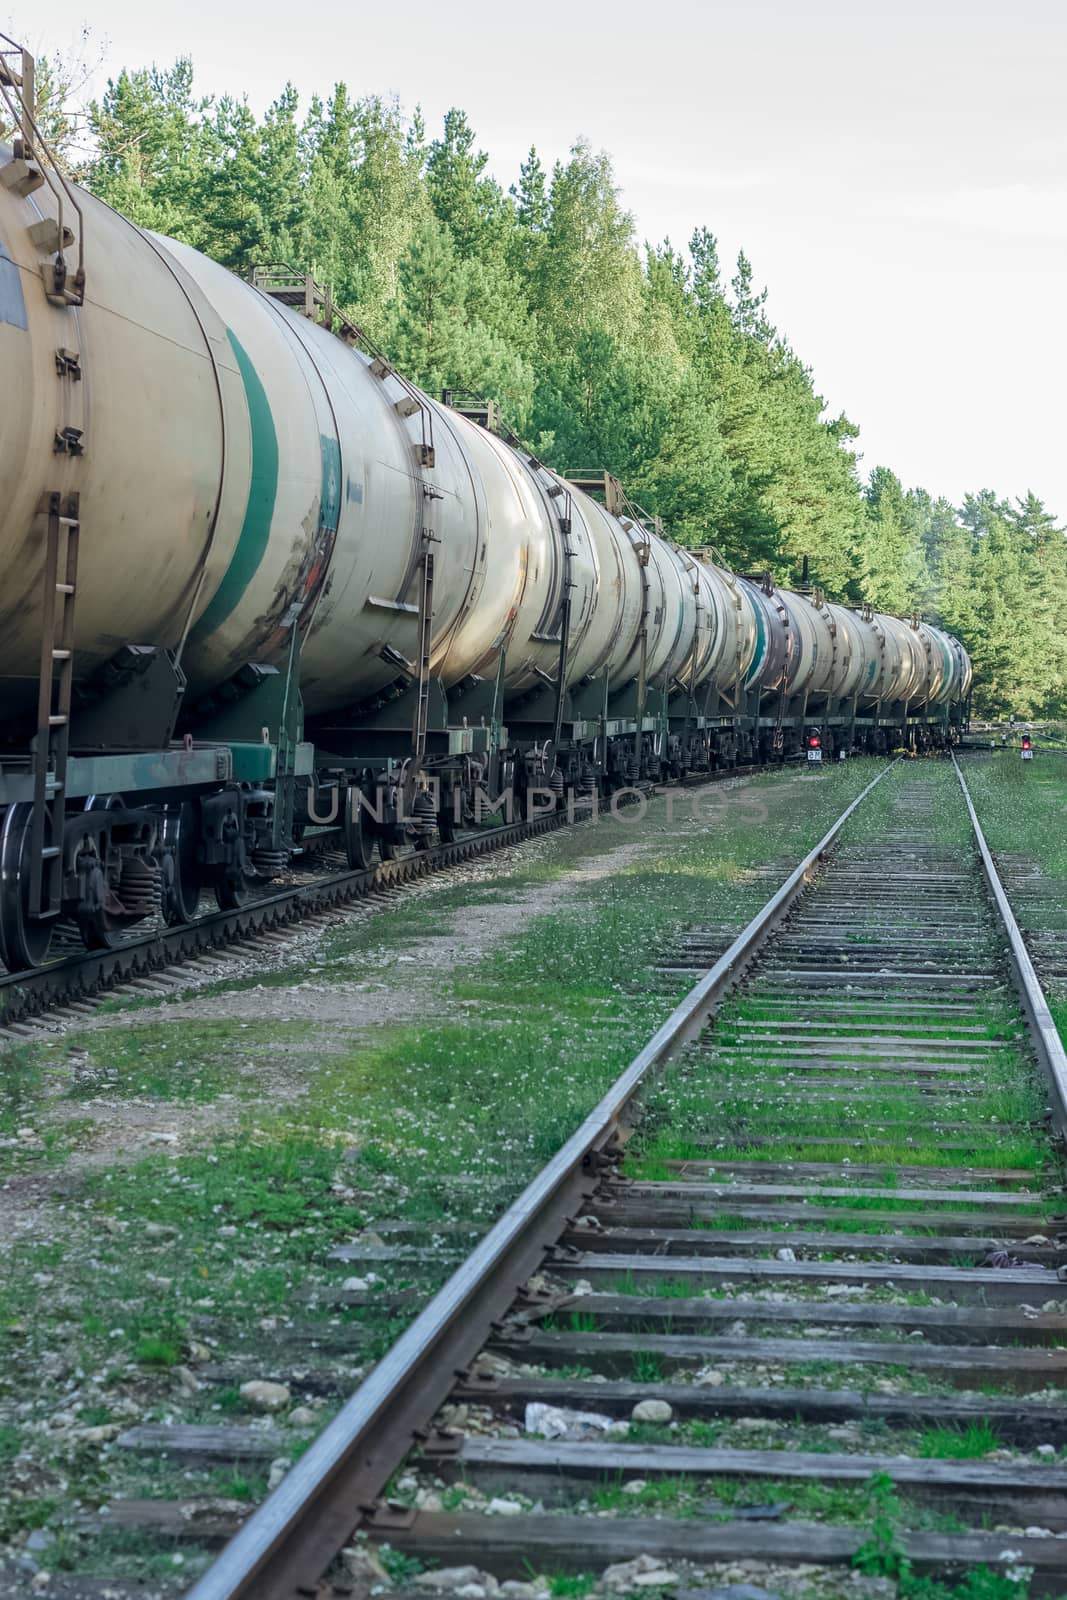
[16,55,1067,716]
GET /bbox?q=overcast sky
[7,0,1066,519]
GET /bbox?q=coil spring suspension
[117,857,162,917]
[250,848,288,879]
[413,790,437,833]
[581,764,598,795]
[626,756,640,783]
[550,768,565,798]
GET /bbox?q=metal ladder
[411,544,436,763]
[29,492,79,918]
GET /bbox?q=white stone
[74,1423,121,1444]
[288,1406,318,1428]
[622,1479,649,1495]
[524,1402,612,1440]
[239,1380,291,1413]
[487,1497,523,1516]
[341,1546,392,1585]
[267,1457,289,1490]
[415,1569,485,1591]
[631,1399,672,1424]
[1036,1443,1057,1458]
[695,1367,725,1387]
[342,1276,370,1293]
[602,1555,678,1592]
[775,1247,796,1262]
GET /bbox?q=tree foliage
[78,61,1063,715]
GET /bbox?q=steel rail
[186,759,897,1600]
[952,752,1067,1137]
[0,811,569,1026]
[0,767,764,1028]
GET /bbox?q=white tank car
[699,562,760,694]
[0,82,977,977]
[914,620,972,707]
[0,144,250,700]
[0,135,970,725]
[0,157,689,716]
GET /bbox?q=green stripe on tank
[190,329,279,641]
[745,592,767,688]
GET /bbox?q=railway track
[956,751,1067,989]
[0,767,785,1036]
[44,754,1067,1599]
[0,791,646,1034]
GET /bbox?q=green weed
[917,1419,1000,1459]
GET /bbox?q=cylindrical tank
[0,142,248,698]
[739,579,791,694]
[0,145,973,738]
[878,615,928,704]
[709,563,760,693]
[778,591,831,700]
[678,557,759,699]
[159,241,541,711]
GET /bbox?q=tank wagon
[0,42,971,970]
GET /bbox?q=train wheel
[161,803,201,924]
[0,804,56,970]
[436,807,456,843]
[213,873,247,912]
[76,904,125,950]
[343,797,373,870]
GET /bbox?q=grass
[69,1019,310,1102]
[964,754,1067,1055]
[917,1419,1001,1459]
[0,761,898,1581]
[580,1468,968,1531]
[547,1576,596,1598]
[3,756,1058,1587]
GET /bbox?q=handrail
[0,34,85,302]
[250,263,433,463]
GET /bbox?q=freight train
[0,42,972,972]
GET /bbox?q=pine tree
[426,108,511,263]
[77,53,1061,712]
[857,467,930,614]
[86,59,205,237]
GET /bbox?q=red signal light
[1022,737,1031,750]
[808,734,820,748]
